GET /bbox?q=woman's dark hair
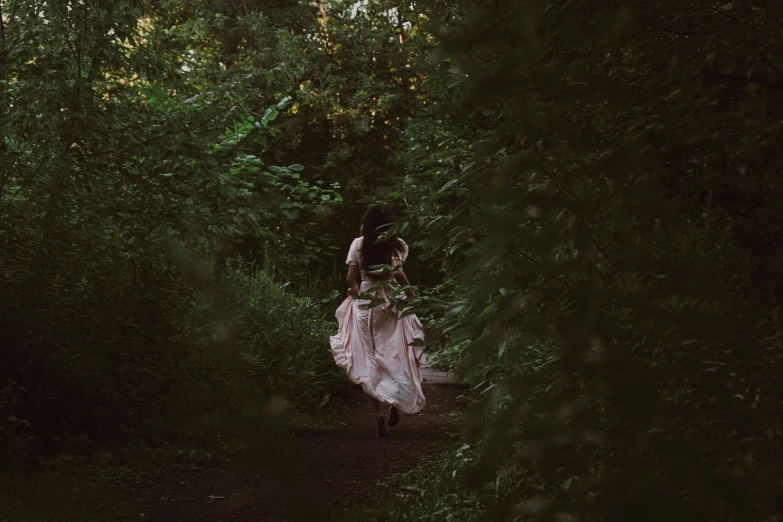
[360,204,404,270]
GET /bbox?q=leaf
[277,96,292,109]
[563,476,580,492]
[320,290,340,303]
[438,179,460,194]
[263,108,279,123]
[498,339,508,358]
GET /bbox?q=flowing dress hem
[330,295,426,416]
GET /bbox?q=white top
[346,237,408,280]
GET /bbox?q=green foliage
[222,263,348,408]
[0,0,346,464]
[335,442,492,522]
[382,0,783,520]
[265,0,433,269]
[4,0,782,520]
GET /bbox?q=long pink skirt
[330,281,426,414]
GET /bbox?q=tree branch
[57,0,80,78]
[227,0,243,16]
[0,0,6,53]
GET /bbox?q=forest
[1,0,782,520]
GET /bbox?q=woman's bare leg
[374,398,390,436]
[388,406,399,427]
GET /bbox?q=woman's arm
[346,264,360,297]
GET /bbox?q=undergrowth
[0,248,346,467]
[0,462,138,522]
[334,431,533,522]
[0,247,349,518]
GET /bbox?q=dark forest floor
[133,382,464,522]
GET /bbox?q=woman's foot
[388,407,400,427]
[377,416,390,437]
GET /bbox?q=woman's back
[347,237,408,281]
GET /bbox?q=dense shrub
[0,233,344,462]
[382,0,783,520]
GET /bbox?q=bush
[222,263,349,410]
[0,234,346,463]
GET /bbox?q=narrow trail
[135,361,463,521]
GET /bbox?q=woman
[330,204,426,437]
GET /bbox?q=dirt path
[134,369,463,522]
